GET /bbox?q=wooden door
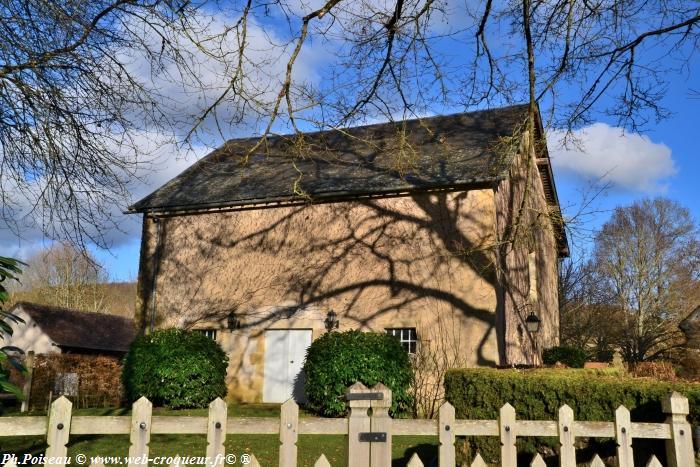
[263,329,312,403]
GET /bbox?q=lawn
[0,404,438,467]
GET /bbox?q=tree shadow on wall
[145,185,537,386]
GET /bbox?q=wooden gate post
[45,396,72,467]
[558,404,576,467]
[279,399,299,467]
[662,391,694,467]
[499,403,517,467]
[615,405,633,467]
[128,397,153,467]
[347,382,372,467]
[206,398,227,467]
[369,383,392,467]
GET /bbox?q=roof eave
[127,177,506,216]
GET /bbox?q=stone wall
[138,189,502,402]
[493,130,560,365]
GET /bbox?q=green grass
[0,403,438,467]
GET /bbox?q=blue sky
[93,72,699,281]
[94,59,699,280]
[2,3,698,281]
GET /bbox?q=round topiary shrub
[122,328,228,408]
[303,330,413,417]
[542,345,587,368]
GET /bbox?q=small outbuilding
[7,301,136,355]
[6,302,137,410]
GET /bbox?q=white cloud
[0,8,331,257]
[0,130,205,257]
[548,123,676,193]
[119,11,330,139]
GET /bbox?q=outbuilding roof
[11,302,136,353]
[129,105,538,212]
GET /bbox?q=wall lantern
[525,311,541,333]
[324,309,340,331]
[227,311,240,330]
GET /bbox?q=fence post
[45,396,72,467]
[499,403,517,467]
[615,405,633,467]
[279,399,299,467]
[662,391,694,467]
[128,397,152,467]
[20,351,34,413]
[407,453,424,467]
[347,382,371,467]
[313,454,331,467]
[347,381,371,465]
[438,402,455,467]
[370,383,392,467]
[206,398,227,467]
[530,454,546,467]
[470,454,486,467]
[558,404,576,467]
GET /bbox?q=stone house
[6,302,134,409]
[129,104,568,403]
[7,302,136,356]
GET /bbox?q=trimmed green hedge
[303,330,413,417]
[542,345,587,368]
[122,328,229,408]
[444,368,700,464]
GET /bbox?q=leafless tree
[0,0,203,248]
[558,258,625,360]
[12,243,108,312]
[171,0,700,140]
[2,0,698,249]
[587,198,700,363]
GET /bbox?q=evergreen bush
[444,368,700,464]
[122,328,228,408]
[542,345,587,368]
[303,330,413,417]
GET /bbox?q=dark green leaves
[303,330,413,417]
[121,328,229,408]
[0,256,25,395]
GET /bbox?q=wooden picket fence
[0,382,696,467]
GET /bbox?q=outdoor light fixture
[525,311,541,333]
[227,311,240,330]
[324,309,340,331]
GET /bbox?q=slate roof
[12,302,136,353]
[129,104,534,213]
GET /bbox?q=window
[195,329,218,341]
[386,328,417,354]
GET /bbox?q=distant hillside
[10,282,136,319]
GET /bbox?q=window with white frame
[195,329,218,341]
[386,328,417,354]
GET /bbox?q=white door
[263,329,312,403]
